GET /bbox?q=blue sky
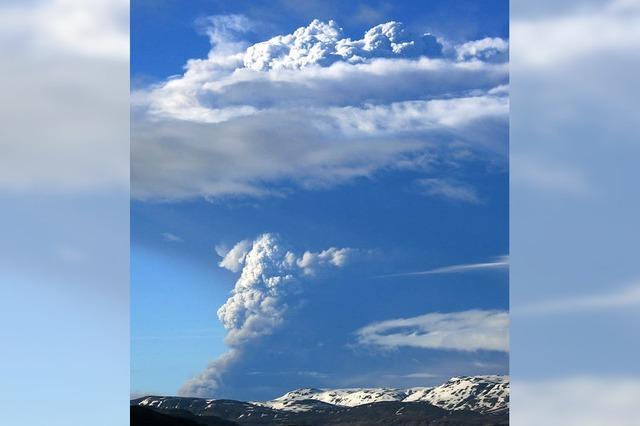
[131,0,509,400]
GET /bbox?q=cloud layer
[356,310,509,352]
[132,17,508,201]
[180,233,354,396]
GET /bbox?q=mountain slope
[314,401,507,425]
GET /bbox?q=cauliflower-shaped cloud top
[244,19,443,71]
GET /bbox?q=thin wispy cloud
[416,178,480,204]
[162,232,183,242]
[356,310,509,352]
[377,256,508,278]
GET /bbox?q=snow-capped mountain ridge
[133,375,509,418]
[263,386,411,411]
[260,375,508,413]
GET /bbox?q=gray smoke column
[179,233,353,396]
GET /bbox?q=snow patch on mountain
[404,375,509,413]
[261,387,411,410]
[261,375,509,413]
[257,396,340,413]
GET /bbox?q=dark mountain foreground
[131,405,239,426]
[131,399,507,425]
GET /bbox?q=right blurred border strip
[510,0,640,424]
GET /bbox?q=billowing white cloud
[180,234,355,396]
[455,37,509,62]
[216,234,298,346]
[132,17,509,201]
[297,247,353,276]
[217,239,252,273]
[217,234,355,345]
[244,19,443,71]
[356,310,509,352]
